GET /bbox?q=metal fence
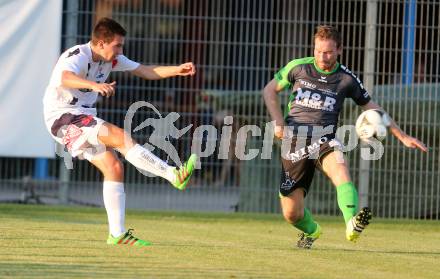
[1,0,439,219]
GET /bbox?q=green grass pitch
[0,204,439,278]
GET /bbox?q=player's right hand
[93,81,116,97]
[274,125,285,139]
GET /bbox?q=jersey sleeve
[347,75,371,106]
[59,48,88,75]
[111,55,140,72]
[274,58,312,90]
[274,60,297,90]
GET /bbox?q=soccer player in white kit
[43,18,197,247]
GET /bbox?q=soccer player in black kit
[263,25,427,249]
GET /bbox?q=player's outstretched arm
[361,100,428,152]
[130,62,196,80]
[61,71,116,97]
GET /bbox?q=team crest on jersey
[318,76,327,83]
[96,66,104,79]
[112,59,118,68]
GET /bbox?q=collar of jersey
[86,41,104,64]
[313,59,340,75]
[86,42,94,62]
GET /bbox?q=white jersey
[43,42,139,128]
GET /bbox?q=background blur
[0,0,438,219]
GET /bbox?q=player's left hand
[176,62,196,76]
[400,135,428,152]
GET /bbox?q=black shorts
[279,135,342,197]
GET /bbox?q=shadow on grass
[152,243,440,256]
[0,262,275,278]
[315,247,440,255]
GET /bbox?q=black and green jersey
[275,57,370,135]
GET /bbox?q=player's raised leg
[97,122,197,190]
[320,150,372,242]
[281,188,321,249]
[89,150,150,246]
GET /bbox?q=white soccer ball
[355,109,391,142]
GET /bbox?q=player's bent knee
[283,210,304,224]
[111,160,124,178]
[102,158,124,179]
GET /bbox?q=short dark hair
[314,25,342,48]
[91,17,127,45]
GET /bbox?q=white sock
[125,144,176,183]
[103,181,126,238]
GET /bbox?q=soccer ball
[355,109,391,142]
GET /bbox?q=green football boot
[107,229,151,247]
[346,207,372,242]
[297,223,322,249]
[172,154,197,190]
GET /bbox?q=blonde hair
[314,25,342,48]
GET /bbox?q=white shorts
[47,112,106,161]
